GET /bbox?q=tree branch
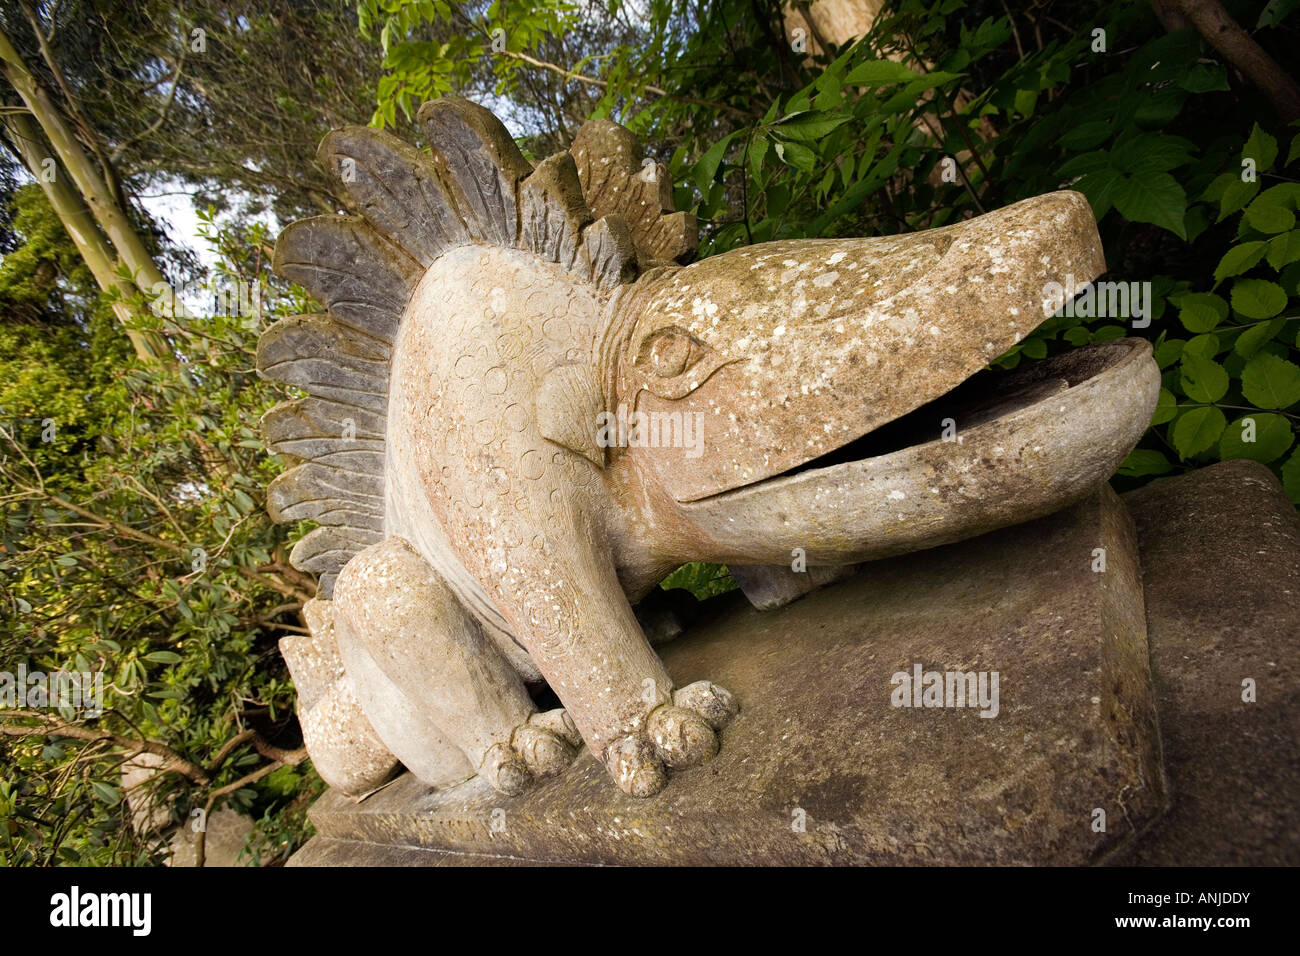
[1161,0,1300,125]
[18,0,125,208]
[498,49,754,119]
[0,711,210,785]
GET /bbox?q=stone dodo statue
[257,98,1159,798]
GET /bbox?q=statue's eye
[639,327,704,378]
[628,325,732,401]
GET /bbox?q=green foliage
[659,562,736,600]
[0,192,320,865]
[1124,124,1300,487]
[358,0,599,132]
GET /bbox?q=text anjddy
[1129,892,1251,907]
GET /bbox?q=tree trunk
[1,112,171,362]
[0,27,177,303]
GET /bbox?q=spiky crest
[257,98,693,594]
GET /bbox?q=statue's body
[259,99,1159,798]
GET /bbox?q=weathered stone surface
[281,600,399,796]
[623,190,1110,503]
[121,751,173,837]
[287,837,544,867]
[729,562,858,611]
[519,152,591,268]
[318,125,470,267]
[568,117,697,266]
[167,807,255,868]
[296,485,1164,865]
[1115,460,1300,865]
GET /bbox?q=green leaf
[1134,85,1187,126]
[1091,324,1127,342]
[90,781,122,806]
[1154,338,1185,368]
[1241,352,1300,408]
[1152,387,1178,425]
[1243,123,1279,174]
[692,132,736,194]
[1219,178,1259,220]
[1184,333,1221,358]
[1109,133,1194,175]
[1020,337,1047,359]
[903,71,963,94]
[1118,448,1173,477]
[843,59,922,86]
[1058,122,1111,152]
[1218,413,1295,463]
[1173,291,1228,332]
[1283,262,1300,296]
[1259,0,1300,28]
[1200,172,1237,203]
[144,650,183,664]
[1179,62,1229,93]
[1073,167,1123,218]
[1170,406,1227,458]
[773,140,816,172]
[1244,195,1297,234]
[659,561,735,599]
[1110,171,1187,238]
[1230,278,1288,318]
[1266,230,1300,269]
[772,112,852,141]
[1014,87,1038,117]
[1057,150,1110,178]
[1213,241,1267,282]
[1180,353,1230,402]
[1234,318,1286,359]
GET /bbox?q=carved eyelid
[633,326,732,400]
[636,326,703,374]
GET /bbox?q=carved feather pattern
[318,127,469,267]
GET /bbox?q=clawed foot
[604,680,738,798]
[478,708,582,796]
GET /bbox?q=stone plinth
[1115,460,1300,865]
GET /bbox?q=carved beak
[610,191,1159,562]
[620,191,1113,502]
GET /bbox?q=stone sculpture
[257,98,1159,799]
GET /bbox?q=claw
[512,723,576,779]
[604,735,666,797]
[672,680,738,731]
[527,708,583,749]
[479,742,531,796]
[648,705,717,769]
